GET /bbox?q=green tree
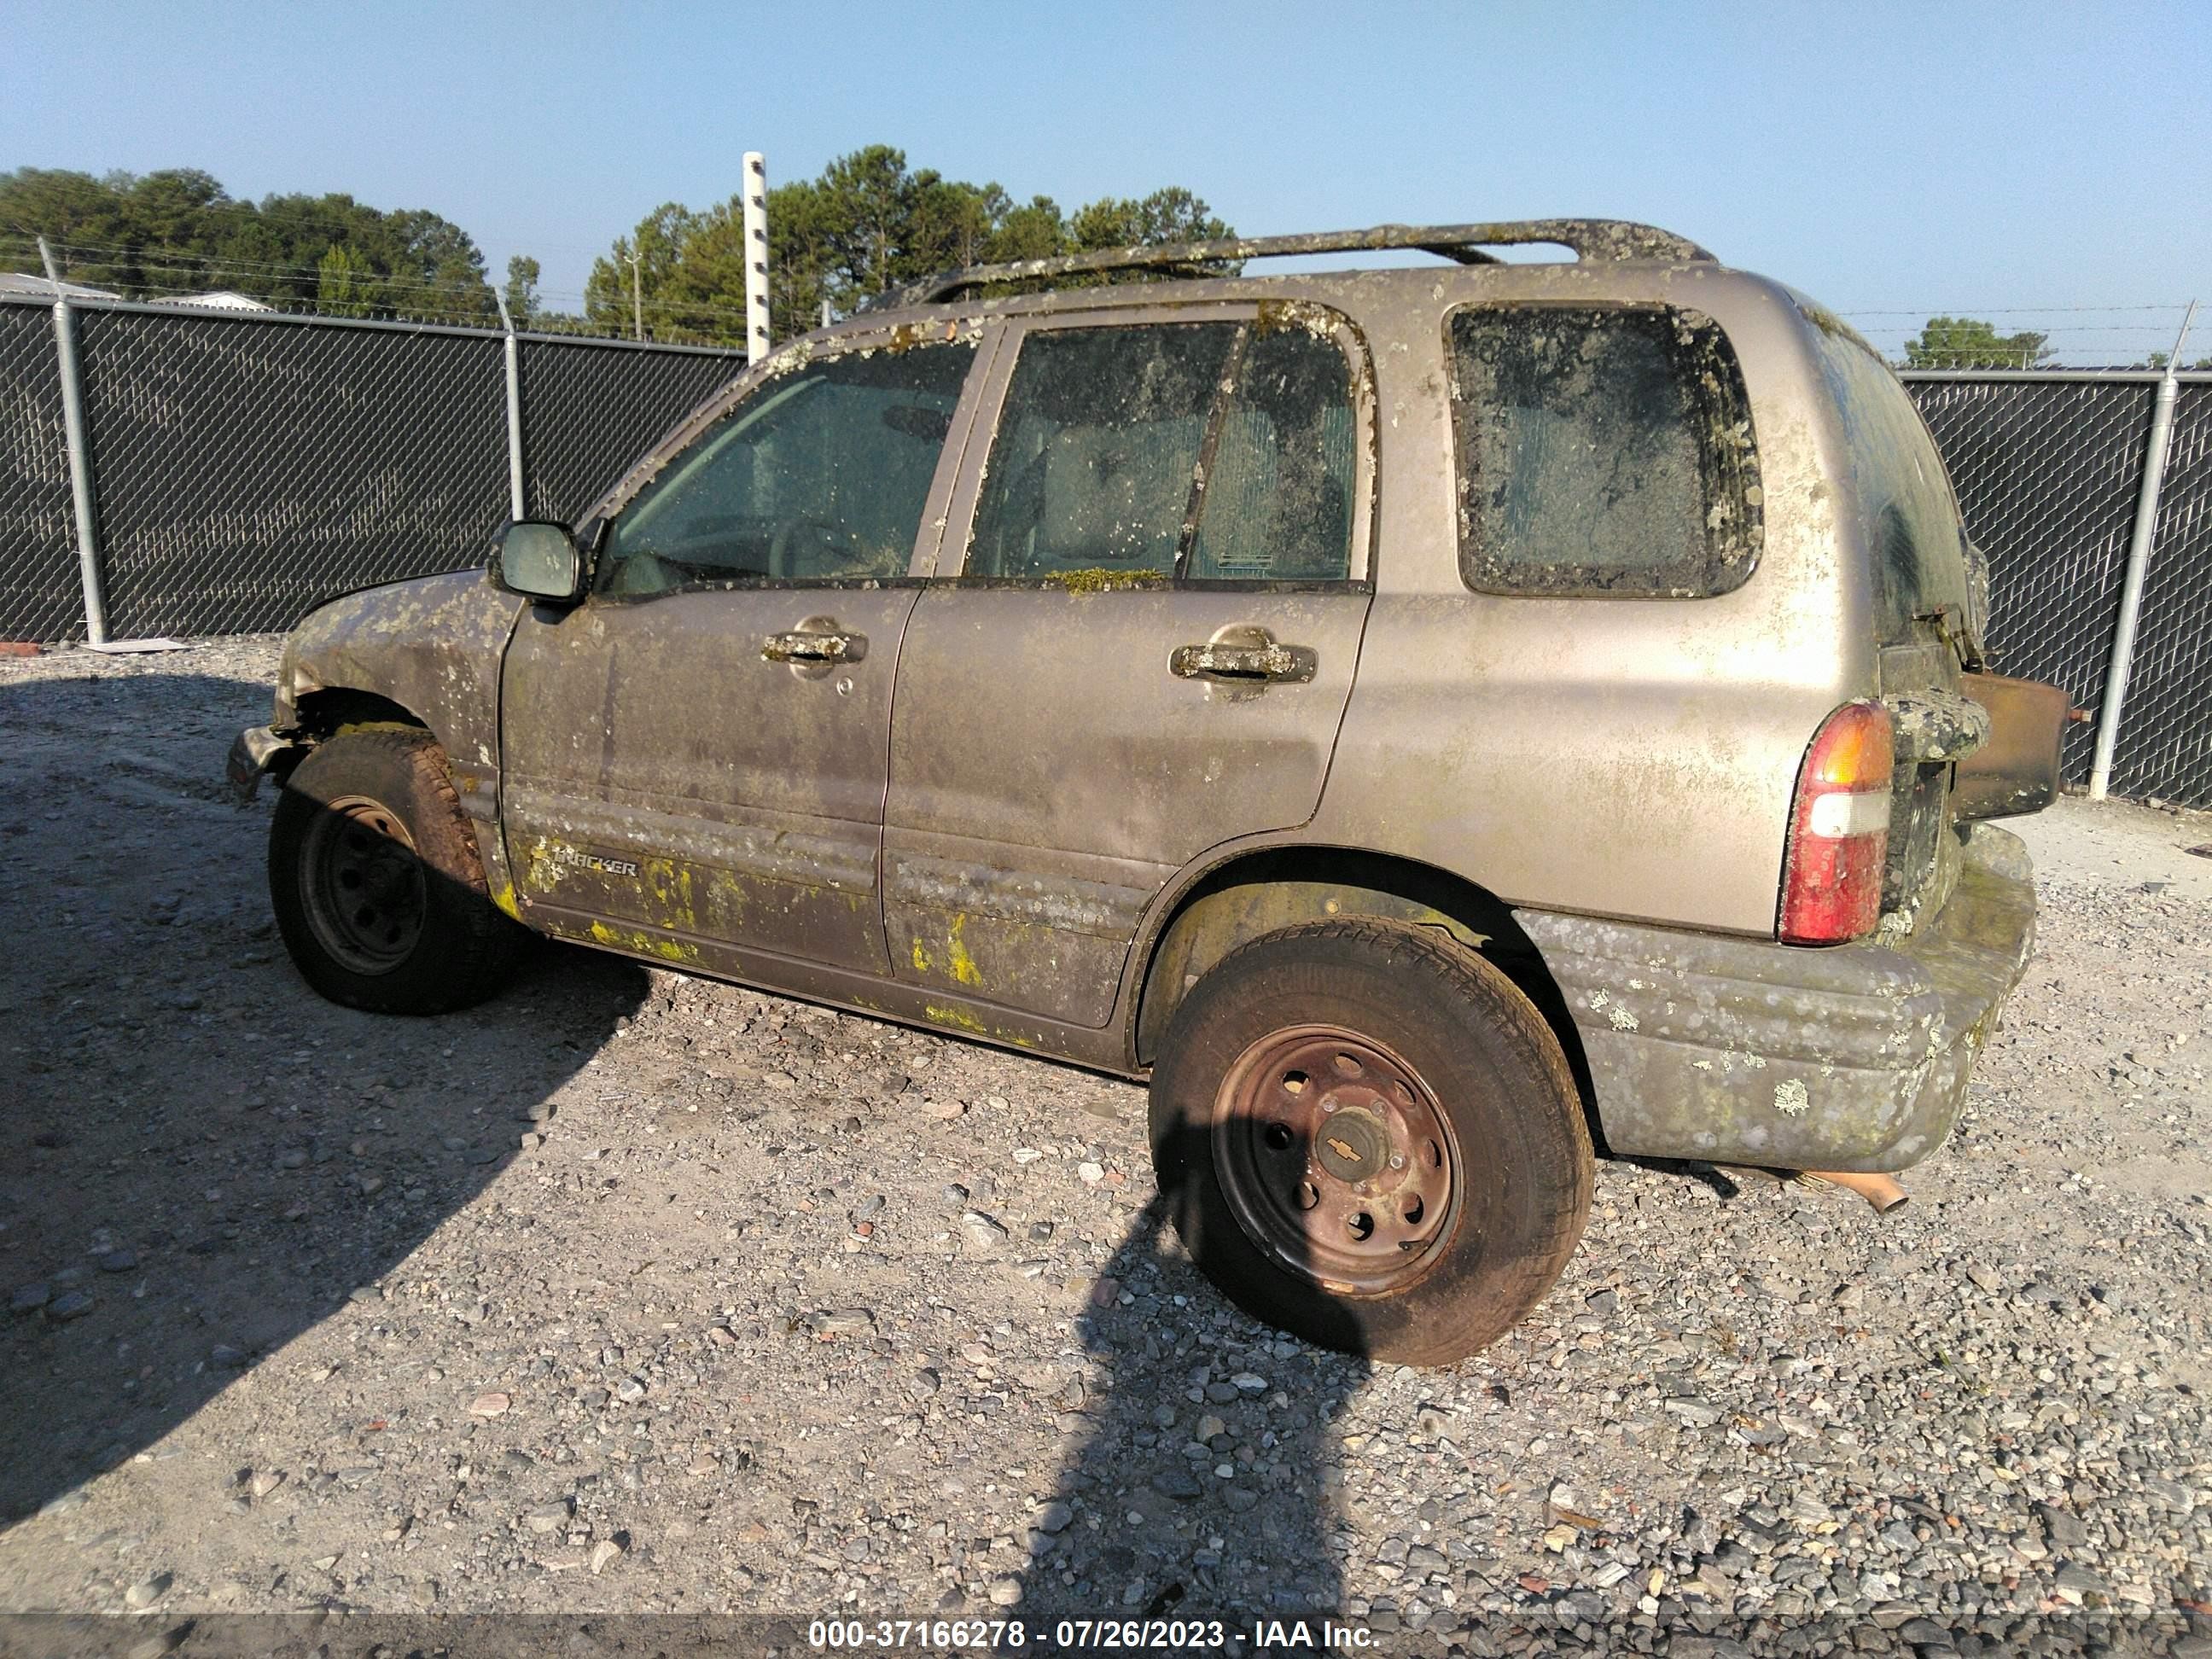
[504,254,541,325]
[0,166,497,321]
[584,202,699,337]
[579,149,1235,346]
[317,243,375,317]
[1903,316,2052,370]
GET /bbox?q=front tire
[1148,919,1591,1365]
[269,728,526,1014]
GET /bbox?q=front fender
[281,569,527,777]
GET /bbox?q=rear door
[499,326,982,975]
[882,304,1376,1028]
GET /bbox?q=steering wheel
[768,516,870,579]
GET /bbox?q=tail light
[1779,701,1894,944]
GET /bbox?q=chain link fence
[0,294,742,641]
[0,301,81,642]
[1901,373,2212,806]
[1,293,2206,805]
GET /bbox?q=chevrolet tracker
[230,220,2062,1365]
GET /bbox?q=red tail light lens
[1779,701,1894,945]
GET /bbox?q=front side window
[1449,305,1761,597]
[964,318,1357,585]
[599,338,976,597]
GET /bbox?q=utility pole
[742,151,770,363]
[626,248,643,342]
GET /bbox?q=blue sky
[6,0,2208,361]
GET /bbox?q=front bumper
[1518,824,2037,1173]
[226,725,305,801]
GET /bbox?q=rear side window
[1808,329,1970,640]
[965,320,1356,584]
[1449,305,1761,597]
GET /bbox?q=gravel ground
[1,637,2207,1656]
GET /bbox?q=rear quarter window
[1807,326,1971,640]
[1448,304,1762,597]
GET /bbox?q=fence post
[494,291,526,521]
[743,151,770,364]
[39,237,110,646]
[2089,300,2196,799]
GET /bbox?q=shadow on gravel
[1013,1130,1371,1638]
[0,671,647,1525]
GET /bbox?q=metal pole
[2089,299,2196,800]
[742,151,771,363]
[628,249,643,342]
[40,237,111,646]
[493,290,526,521]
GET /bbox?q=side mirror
[494,520,585,603]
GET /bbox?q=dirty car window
[1808,327,1970,641]
[967,321,1354,584]
[600,340,975,596]
[1449,306,1761,597]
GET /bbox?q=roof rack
[865,218,1715,311]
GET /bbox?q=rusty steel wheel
[270,728,527,1015]
[1213,1026,1459,1295]
[298,794,428,975]
[1150,918,1592,1365]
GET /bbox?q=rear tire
[1148,918,1591,1365]
[269,728,527,1014]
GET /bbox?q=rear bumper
[1518,824,2036,1173]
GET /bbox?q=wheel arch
[291,686,431,741]
[1130,846,1602,1144]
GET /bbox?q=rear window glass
[966,319,1356,584]
[1448,305,1761,597]
[1808,327,1970,639]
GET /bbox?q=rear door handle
[762,628,867,664]
[1170,628,1316,684]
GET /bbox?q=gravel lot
[2,637,2208,1656]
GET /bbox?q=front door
[883,307,1376,1028]
[501,328,982,976]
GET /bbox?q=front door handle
[1170,625,1316,684]
[762,626,867,664]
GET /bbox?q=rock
[1150,1468,1202,1500]
[525,1499,573,1534]
[612,1377,647,1404]
[1029,1220,1054,1242]
[208,1343,247,1367]
[2033,1501,2087,1548]
[123,1572,172,1609]
[1662,1396,1721,1427]
[1965,1262,2002,1293]
[1035,1501,1074,1534]
[941,1184,970,1206]
[46,1289,94,1323]
[910,1368,941,1398]
[248,1470,285,1499]
[1231,1372,1268,1394]
[959,1211,1010,1250]
[1077,1161,1105,1185]
[96,1250,137,1272]
[812,1308,875,1337]
[589,1538,624,1575]
[688,1452,720,1476]
[1196,1414,1227,1442]
[468,1391,511,1417]
[10,1283,50,1315]
[2052,1561,2106,1599]
[987,1576,1023,1606]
